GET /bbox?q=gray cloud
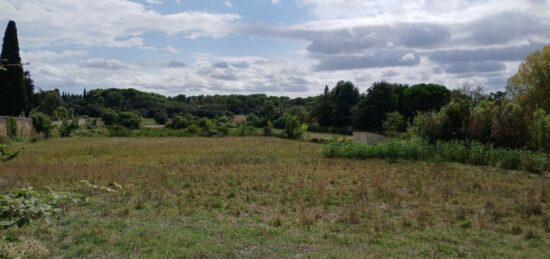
[445,61,506,74]
[315,51,419,71]
[428,42,545,63]
[162,60,186,68]
[79,58,127,70]
[213,61,230,68]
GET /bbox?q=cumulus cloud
[0,0,240,47]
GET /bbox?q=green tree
[312,86,334,127]
[36,90,63,116]
[331,81,360,127]
[528,109,550,152]
[507,45,550,113]
[352,82,406,131]
[0,21,27,116]
[402,83,451,117]
[23,71,34,116]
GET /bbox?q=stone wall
[352,132,387,145]
[0,116,35,137]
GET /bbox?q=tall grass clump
[323,139,550,173]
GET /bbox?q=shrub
[281,113,307,139]
[53,106,69,121]
[30,111,52,138]
[167,116,189,129]
[153,110,168,125]
[4,117,17,138]
[117,111,141,129]
[382,112,405,136]
[263,121,274,137]
[59,119,79,137]
[100,108,118,126]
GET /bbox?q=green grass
[323,139,550,173]
[1,137,549,257]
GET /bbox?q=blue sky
[1,0,549,97]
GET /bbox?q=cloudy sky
[1,0,549,97]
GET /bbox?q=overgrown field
[0,137,549,257]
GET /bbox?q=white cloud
[0,0,240,48]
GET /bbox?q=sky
[1,0,549,97]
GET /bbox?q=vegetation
[0,138,548,257]
[0,21,27,117]
[0,187,79,229]
[0,144,19,161]
[323,139,550,173]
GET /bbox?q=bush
[59,120,79,137]
[382,112,405,136]
[117,111,141,129]
[100,108,118,126]
[167,116,189,129]
[263,121,274,137]
[153,110,168,125]
[323,139,550,174]
[53,106,69,121]
[30,111,52,138]
[281,113,307,139]
[4,117,17,138]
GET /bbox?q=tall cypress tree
[0,20,27,116]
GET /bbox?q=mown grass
[1,137,549,257]
[323,139,550,173]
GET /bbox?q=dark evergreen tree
[0,21,27,116]
[312,85,334,127]
[352,82,407,131]
[331,81,360,127]
[24,71,34,116]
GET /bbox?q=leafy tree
[437,99,471,140]
[331,81,360,127]
[490,102,528,148]
[408,112,444,143]
[35,90,63,116]
[528,109,550,152]
[0,21,27,116]
[402,83,451,117]
[507,45,550,113]
[352,82,406,131]
[468,100,496,143]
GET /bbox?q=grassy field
[0,137,549,258]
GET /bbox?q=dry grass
[0,137,549,257]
